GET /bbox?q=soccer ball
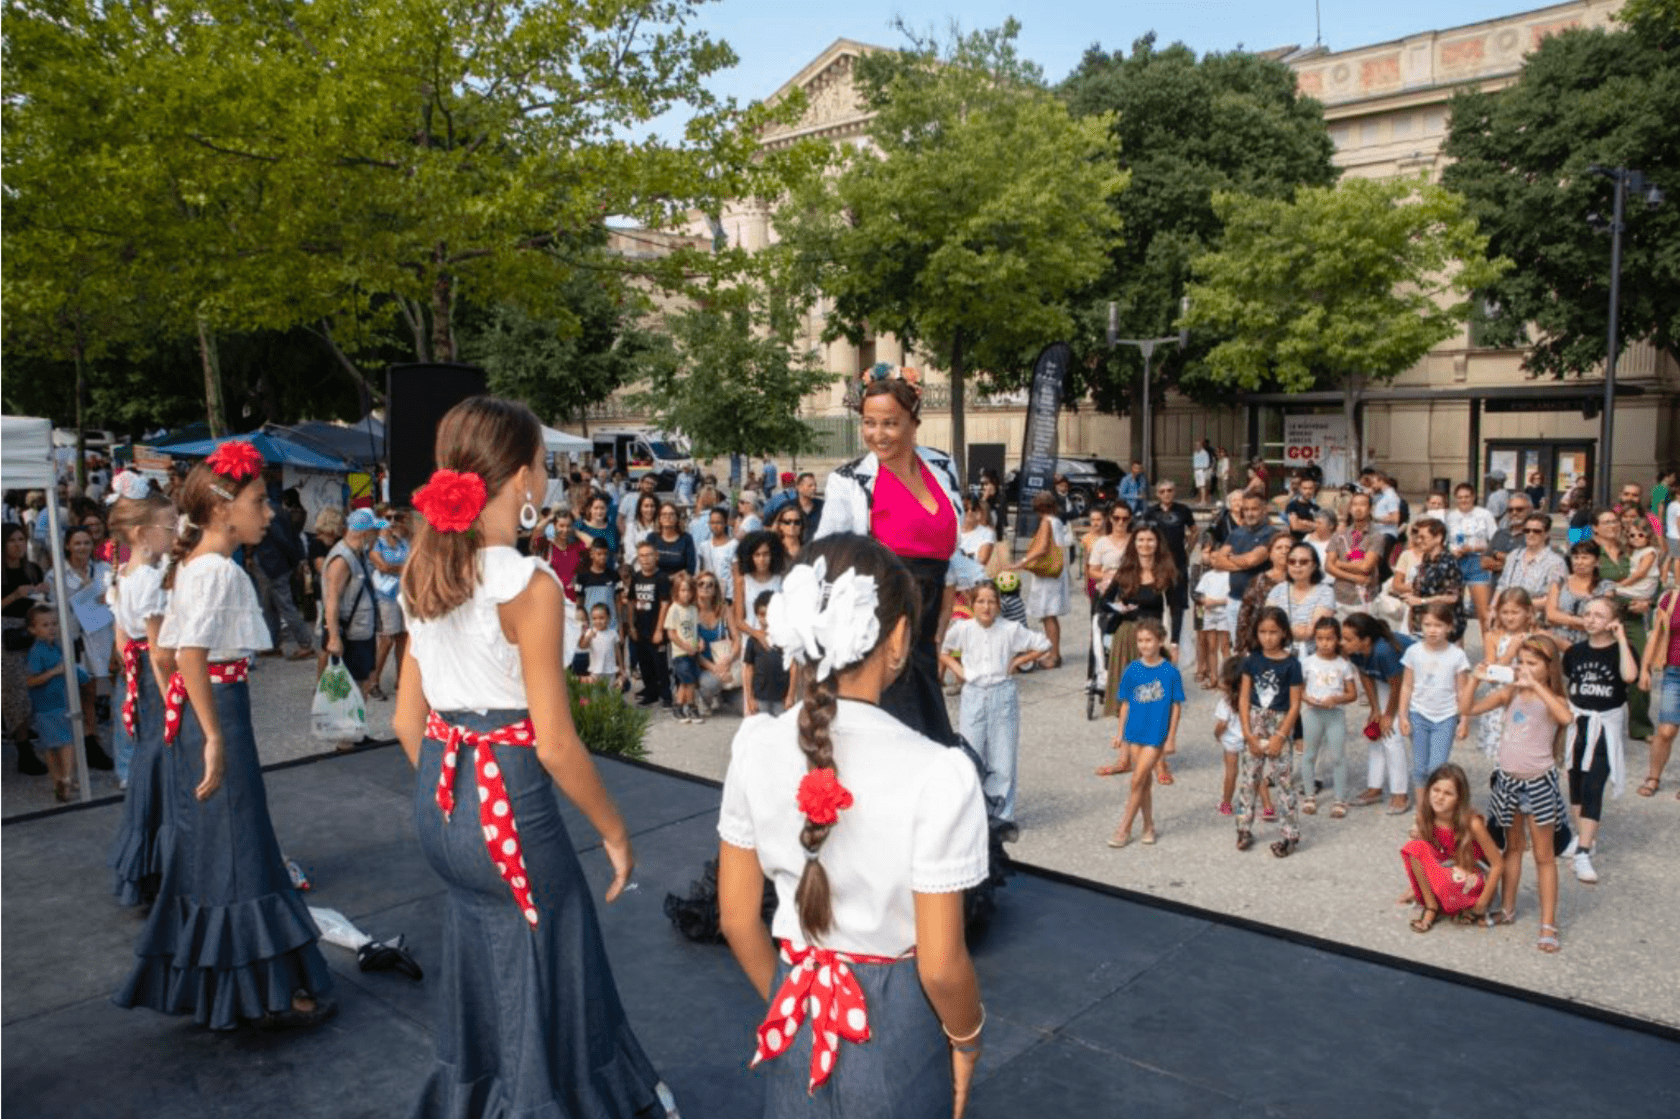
[993,571,1020,595]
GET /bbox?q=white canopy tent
[1,416,90,802]
[541,425,591,455]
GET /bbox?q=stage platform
[4,746,1676,1118]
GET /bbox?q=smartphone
[1485,664,1515,684]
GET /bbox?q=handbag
[1024,542,1064,579]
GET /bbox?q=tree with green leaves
[778,20,1124,479]
[4,0,819,423]
[632,265,838,460]
[1182,176,1509,466]
[1441,11,1680,378]
[1057,35,1339,415]
[459,258,661,429]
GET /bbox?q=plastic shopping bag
[311,656,366,742]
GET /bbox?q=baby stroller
[1085,588,1137,721]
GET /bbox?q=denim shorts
[1660,666,1680,727]
[1458,553,1491,585]
[670,654,699,686]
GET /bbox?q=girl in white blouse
[103,473,176,906]
[717,533,989,1117]
[116,442,335,1032]
[392,397,674,1119]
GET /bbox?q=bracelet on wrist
[943,1004,985,1046]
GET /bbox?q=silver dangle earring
[519,491,539,531]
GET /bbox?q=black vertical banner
[1014,342,1070,548]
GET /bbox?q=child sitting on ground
[24,604,93,802]
[1106,619,1185,849]
[742,591,795,718]
[1399,762,1502,932]
[940,580,1051,832]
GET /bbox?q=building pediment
[760,38,891,149]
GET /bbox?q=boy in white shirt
[940,582,1051,831]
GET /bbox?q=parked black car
[994,457,1122,517]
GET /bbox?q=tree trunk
[72,326,88,492]
[1343,371,1362,481]
[949,326,967,484]
[430,247,454,362]
[311,320,388,405]
[197,317,227,437]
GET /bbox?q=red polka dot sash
[162,660,250,744]
[426,711,542,927]
[752,939,910,1094]
[119,640,149,739]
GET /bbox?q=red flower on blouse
[797,767,854,826]
[413,469,487,534]
[205,440,263,481]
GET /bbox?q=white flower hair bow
[766,557,881,682]
[105,470,151,505]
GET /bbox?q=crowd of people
[7,395,1678,1117]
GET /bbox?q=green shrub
[568,673,649,759]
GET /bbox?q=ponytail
[794,672,842,941]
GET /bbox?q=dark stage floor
[4,746,1677,1119]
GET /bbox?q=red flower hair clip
[796,767,853,827]
[413,469,487,534]
[205,440,263,481]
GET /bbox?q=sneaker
[1558,835,1579,860]
[1572,850,1598,884]
[689,705,707,724]
[674,705,692,723]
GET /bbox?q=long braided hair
[790,534,919,942]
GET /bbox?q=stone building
[582,1,1678,504]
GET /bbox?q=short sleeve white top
[958,524,996,561]
[404,547,555,712]
[107,564,168,640]
[941,617,1049,686]
[717,700,988,956]
[1445,507,1499,551]
[1212,696,1246,752]
[1400,641,1471,722]
[1300,653,1357,705]
[158,553,271,660]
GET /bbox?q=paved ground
[7,568,1675,1032]
[5,748,1676,1119]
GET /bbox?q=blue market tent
[164,429,352,472]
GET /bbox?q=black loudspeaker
[967,443,1006,489]
[386,363,488,506]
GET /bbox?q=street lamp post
[1108,298,1189,485]
[1589,165,1664,508]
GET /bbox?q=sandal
[1141,830,1158,845]
[1106,830,1131,849]
[1410,906,1440,933]
[1235,830,1253,852]
[1329,803,1348,819]
[1637,777,1661,797]
[1301,798,1318,816]
[1094,763,1131,777]
[1156,768,1175,786]
[1454,909,1491,927]
[1270,837,1297,859]
[1490,908,1517,927]
[1537,923,1561,954]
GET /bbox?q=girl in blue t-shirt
[1237,606,1304,856]
[1106,620,1184,849]
[1342,612,1417,814]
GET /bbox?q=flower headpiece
[413,469,487,534]
[105,470,151,505]
[765,556,880,682]
[205,440,263,482]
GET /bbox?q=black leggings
[1566,728,1612,823]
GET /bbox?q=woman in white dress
[1008,492,1070,668]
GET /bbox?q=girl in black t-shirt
[1560,597,1637,885]
[1237,606,1304,857]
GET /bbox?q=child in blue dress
[1106,619,1185,848]
[24,604,90,802]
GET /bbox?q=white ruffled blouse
[158,553,272,660]
[404,547,554,713]
[718,699,988,957]
[106,563,169,641]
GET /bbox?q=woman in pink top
[816,375,965,743]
